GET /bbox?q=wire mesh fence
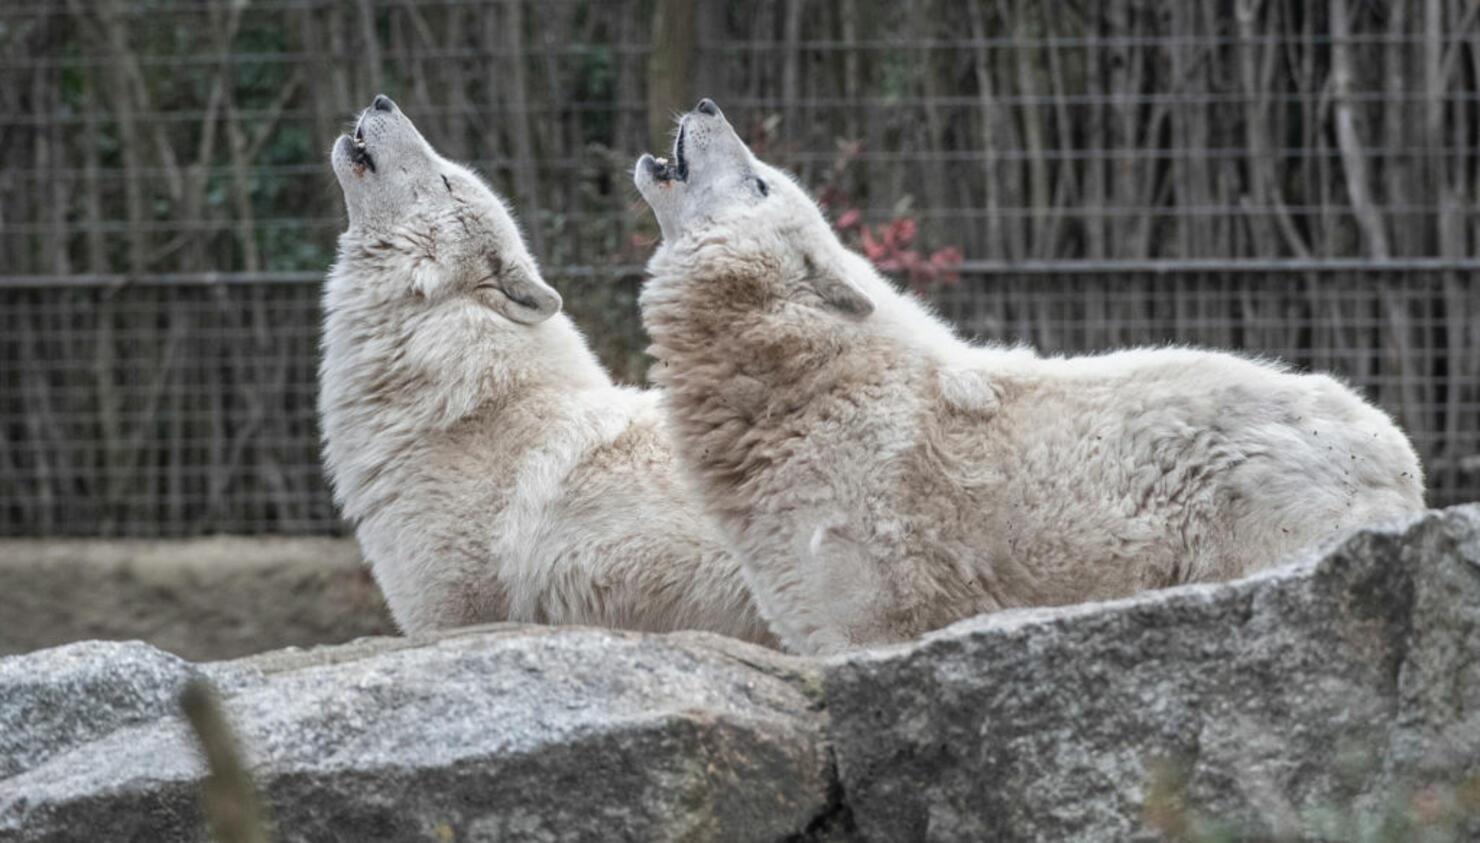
[3,0,1480,534]
[1,278,330,536]
[3,263,1475,537]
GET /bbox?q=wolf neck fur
[641,257,892,515]
[320,264,609,524]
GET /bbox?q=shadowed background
[2,0,1477,536]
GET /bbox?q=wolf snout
[372,94,396,113]
[694,97,720,117]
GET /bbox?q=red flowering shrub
[815,139,963,295]
[835,213,963,293]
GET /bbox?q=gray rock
[823,506,1480,841]
[2,506,1477,842]
[1,628,832,842]
[0,640,200,779]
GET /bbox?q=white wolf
[634,98,1425,655]
[322,95,772,644]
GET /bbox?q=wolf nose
[372,94,396,112]
[694,98,719,116]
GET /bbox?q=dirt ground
[0,537,396,662]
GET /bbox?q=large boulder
[1,505,1476,842]
[824,505,1480,841]
[0,629,834,842]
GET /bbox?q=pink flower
[928,247,963,285]
[860,227,886,262]
[891,218,916,245]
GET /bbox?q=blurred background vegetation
[1,0,1477,534]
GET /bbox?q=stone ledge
[2,507,1476,842]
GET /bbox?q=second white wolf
[321,95,772,644]
[634,98,1425,655]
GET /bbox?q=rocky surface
[826,506,1480,841]
[1,506,1477,842]
[0,627,832,842]
[0,537,393,660]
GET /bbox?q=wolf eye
[754,176,769,197]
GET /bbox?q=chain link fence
[3,0,1479,534]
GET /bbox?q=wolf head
[633,98,876,320]
[330,95,560,325]
[325,96,608,437]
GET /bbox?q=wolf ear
[803,254,875,319]
[479,258,562,325]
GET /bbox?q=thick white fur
[635,101,1426,655]
[321,98,772,644]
